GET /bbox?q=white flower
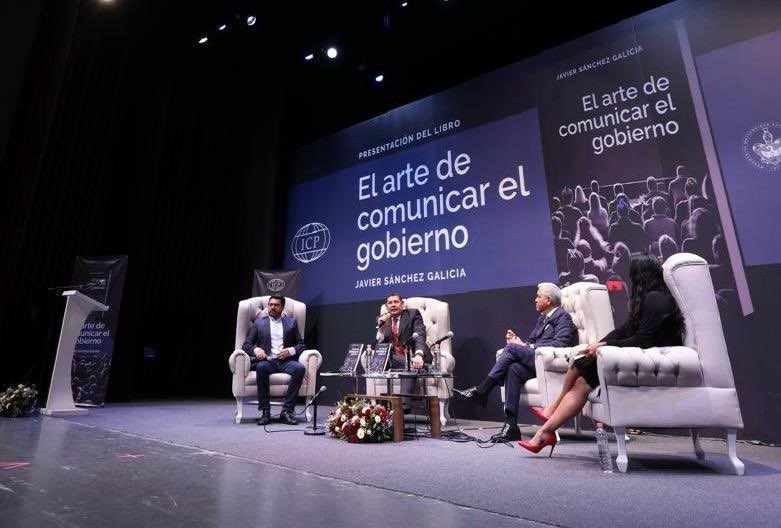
[357,428,365,439]
[360,418,366,427]
[352,415,360,423]
[374,415,381,423]
[341,415,347,422]
[366,428,373,436]
[335,427,340,433]
[362,405,370,413]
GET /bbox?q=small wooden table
[345,392,441,442]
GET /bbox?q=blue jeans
[254,358,306,412]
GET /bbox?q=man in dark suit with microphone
[375,293,432,369]
[375,293,431,403]
[454,283,576,441]
[243,295,306,426]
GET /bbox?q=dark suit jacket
[526,308,577,348]
[242,314,305,363]
[376,308,432,364]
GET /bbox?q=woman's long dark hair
[626,254,685,337]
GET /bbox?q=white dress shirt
[255,315,295,358]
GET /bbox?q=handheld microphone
[375,314,389,330]
[432,331,454,346]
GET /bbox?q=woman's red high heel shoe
[530,406,549,422]
[518,434,557,457]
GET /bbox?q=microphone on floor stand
[405,332,419,372]
[304,385,328,436]
[431,331,454,347]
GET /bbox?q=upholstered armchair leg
[726,429,745,476]
[691,429,706,460]
[573,414,582,435]
[614,426,629,473]
[439,400,449,427]
[235,397,244,424]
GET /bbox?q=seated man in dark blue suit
[242,295,306,426]
[454,283,577,442]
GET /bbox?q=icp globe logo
[266,278,285,292]
[291,222,331,263]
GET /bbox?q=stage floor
[1,399,780,527]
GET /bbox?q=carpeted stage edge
[54,399,781,528]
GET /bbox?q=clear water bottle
[365,345,373,373]
[431,344,441,373]
[595,422,614,473]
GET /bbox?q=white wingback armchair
[500,283,615,423]
[364,296,455,425]
[585,253,745,474]
[228,296,323,424]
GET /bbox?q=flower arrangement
[327,399,392,443]
[0,384,38,417]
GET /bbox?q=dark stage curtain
[0,1,285,400]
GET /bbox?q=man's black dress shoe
[490,423,522,442]
[257,410,271,426]
[279,410,298,426]
[453,387,488,407]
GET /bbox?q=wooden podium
[40,290,109,417]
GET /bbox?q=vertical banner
[252,269,301,299]
[70,255,128,406]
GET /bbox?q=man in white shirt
[242,295,306,426]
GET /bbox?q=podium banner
[252,269,301,298]
[70,255,128,406]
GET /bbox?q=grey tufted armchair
[228,296,323,424]
[503,283,615,427]
[585,253,745,474]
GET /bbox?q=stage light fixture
[218,24,227,31]
[401,2,408,7]
[326,47,338,59]
[246,15,256,26]
[305,53,314,61]
[198,36,208,44]
[375,74,384,83]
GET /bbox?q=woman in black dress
[519,254,684,455]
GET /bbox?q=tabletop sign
[339,343,365,374]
